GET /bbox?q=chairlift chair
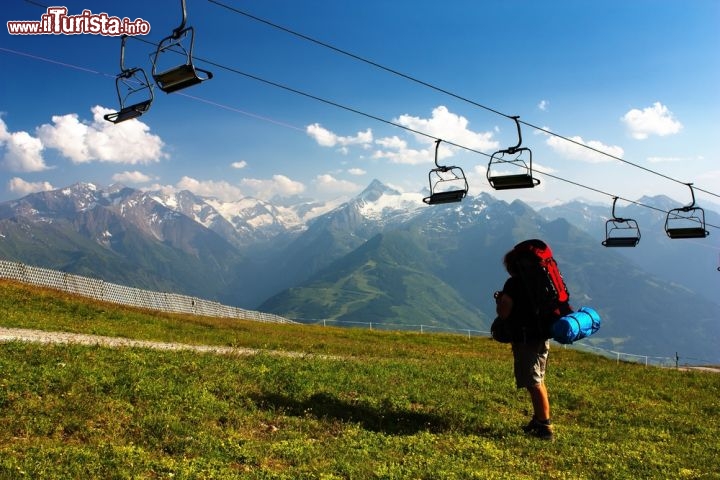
[602,197,641,247]
[104,35,154,124]
[422,139,469,205]
[487,116,540,190]
[151,0,213,94]
[664,183,710,239]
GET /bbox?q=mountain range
[0,180,718,363]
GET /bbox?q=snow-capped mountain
[148,187,343,248]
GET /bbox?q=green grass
[1,279,719,479]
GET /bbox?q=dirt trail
[0,327,315,358]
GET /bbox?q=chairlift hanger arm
[172,0,189,38]
[434,138,442,168]
[119,34,129,72]
[610,196,629,222]
[680,183,697,211]
[506,115,523,154]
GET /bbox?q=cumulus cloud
[538,100,549,111]
[112,170,154,184]
[545,134,624,163]
[175,176,244,201]
[394,106,498,152]
[306,106,497,167]
[347,168,366,176]
[372,135,433,165]
[314,174,361,195]
[231,160,247,169]
[0,117,49,172]
[8,177,54,195]
[370,106,498,165]
[36,105,167,164]
[306,124,373,152]
[621,102,683,140]
[240,174,306,200]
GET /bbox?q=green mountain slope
[261,231,489,330]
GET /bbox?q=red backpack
[512,239,572,322]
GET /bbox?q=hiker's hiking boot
[522,418,554,441]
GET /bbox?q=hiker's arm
[496,292,513,320]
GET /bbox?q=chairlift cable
[207,0,720,200]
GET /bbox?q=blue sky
[1,0,719,214]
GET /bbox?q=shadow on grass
[250,391,500,437]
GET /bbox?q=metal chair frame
[422,139,469,205]
[151,0,213,94]
[664,184,709,239]
[104,35,154,124]
[487,116,540,190]
[602,197,641,247]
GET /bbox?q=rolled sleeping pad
[551,306,601,344]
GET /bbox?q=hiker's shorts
[512,339,549,389]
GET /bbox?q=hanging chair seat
[154,63,213,94]
[602,236,640,247]
[665,226,709,239]
[486,117,540,191]
[423,189,467,205]
[488,173,540,190]
[602,209,641,248]
[104,99,152,124]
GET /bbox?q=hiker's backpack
[512,239,572,330]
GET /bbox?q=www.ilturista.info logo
[7,7,151,36]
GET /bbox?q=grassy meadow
[0,279,718,479]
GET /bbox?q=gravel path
[0,327,312,358]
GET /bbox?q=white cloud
[347,168,366,176]
[538,100,549,111]
[369,106,499,165]
[306,106,497,167]
[112,170,154,184]
[314,174,361,195]
[0,117,49,172]
[8,177,54,195]
[36,105,167,164]
[306,123,373,151]
[231,160,247,169]
[372,133,461,166]
[621,102,683,140]
[240,174,306,200]
[175,176,244,201]
[545,134,624,163]
[372,136,432,165]
[393,106,498,152]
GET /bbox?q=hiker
[493,240,565,441]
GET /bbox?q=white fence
[0,260,295,324]
[312,319,687,367]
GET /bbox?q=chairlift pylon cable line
[2,43,719,233]
[206,0,720,201]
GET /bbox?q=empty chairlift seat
[664,184,709,239]
[151,0,212,94]
[104,35,154,124]
[422,140,469,205]
[487,116,540,190]
[602,197,641,247]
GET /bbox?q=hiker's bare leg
[527,382,550,421]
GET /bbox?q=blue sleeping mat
[551,306,601,344]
